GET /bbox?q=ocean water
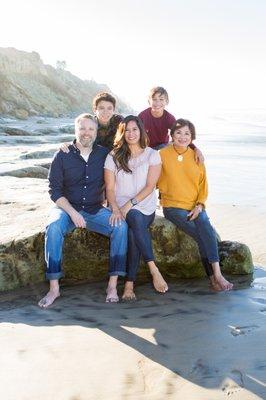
[1,110,266,207]
[188,109,266,207]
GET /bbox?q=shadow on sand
[0,270,265,399]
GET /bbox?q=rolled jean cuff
[144,258,154,263]
[109,270,127,277]
[208,258,220,264]
[46,271,64,280]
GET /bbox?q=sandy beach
[0,271,265,400]
[0,196,266,399]
[206,204,266,268]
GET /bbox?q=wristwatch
[130,198,138,206]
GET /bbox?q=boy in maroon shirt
[139,87,203,161]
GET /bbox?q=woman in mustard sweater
[158,118,233,291]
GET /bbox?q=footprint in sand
[221,369,244,396]
[189,358,219,380]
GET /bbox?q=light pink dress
[104,147,161,215]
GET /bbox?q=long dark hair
[112,115,149,173]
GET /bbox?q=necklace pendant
[177,155,183,162]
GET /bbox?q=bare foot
[151,268,168,293]
[210,281,223,292]
[214,274,233,291]
[122,282,136,301]
[38,290,60,308]
[106,286,119,303]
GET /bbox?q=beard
[79,137,95,148]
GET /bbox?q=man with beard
[38,113,128,308]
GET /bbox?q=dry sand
[207,203,266,268]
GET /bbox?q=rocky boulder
[1,127,32,136]
[0,216,253,292]
[0,166,49,179]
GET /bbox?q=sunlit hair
[75,113,98,129]
[92,92,116,109]
[149,86,169,103]
[170,118,196,141]
[112,115,149,173]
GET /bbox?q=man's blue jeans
[126,209,155,281]
[163,207,219,277]
[45,207,128,280]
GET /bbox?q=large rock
[20,149,57,159]
[0,216,254,292]
[0,166,49,179]
[1,127,32,136]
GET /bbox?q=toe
[38,297,48,308]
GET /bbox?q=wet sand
[0,270,265,400]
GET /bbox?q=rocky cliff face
[0,47,133,118]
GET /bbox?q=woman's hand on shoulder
[187,204,203,221]
[60,142,71,153]
[109,208,124,226]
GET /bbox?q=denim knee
[112,219,128,236]
[45,221,65,240]
[126,209,144,226]
[196,211,209,223]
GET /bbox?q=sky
[1,0,266,114]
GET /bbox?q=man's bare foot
[150,268,168,293]
[106,286,119,303]
[214,274,233,291]
[38,290,60,308]
[122,282,136,301]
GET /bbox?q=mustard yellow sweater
[158,145,208,210]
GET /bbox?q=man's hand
[194,148,204,164]
[187,204,203,221]
[109,209,124,226]
[69,210,86,228]
[60,142,71,153]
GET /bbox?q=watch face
[131,198,137,206]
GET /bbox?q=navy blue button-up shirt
[48,142,109,214]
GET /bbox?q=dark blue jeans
[45,207,128,280]
[163,207,219,277]
[126,209,155,281]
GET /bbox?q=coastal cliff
[0,47,133,118]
